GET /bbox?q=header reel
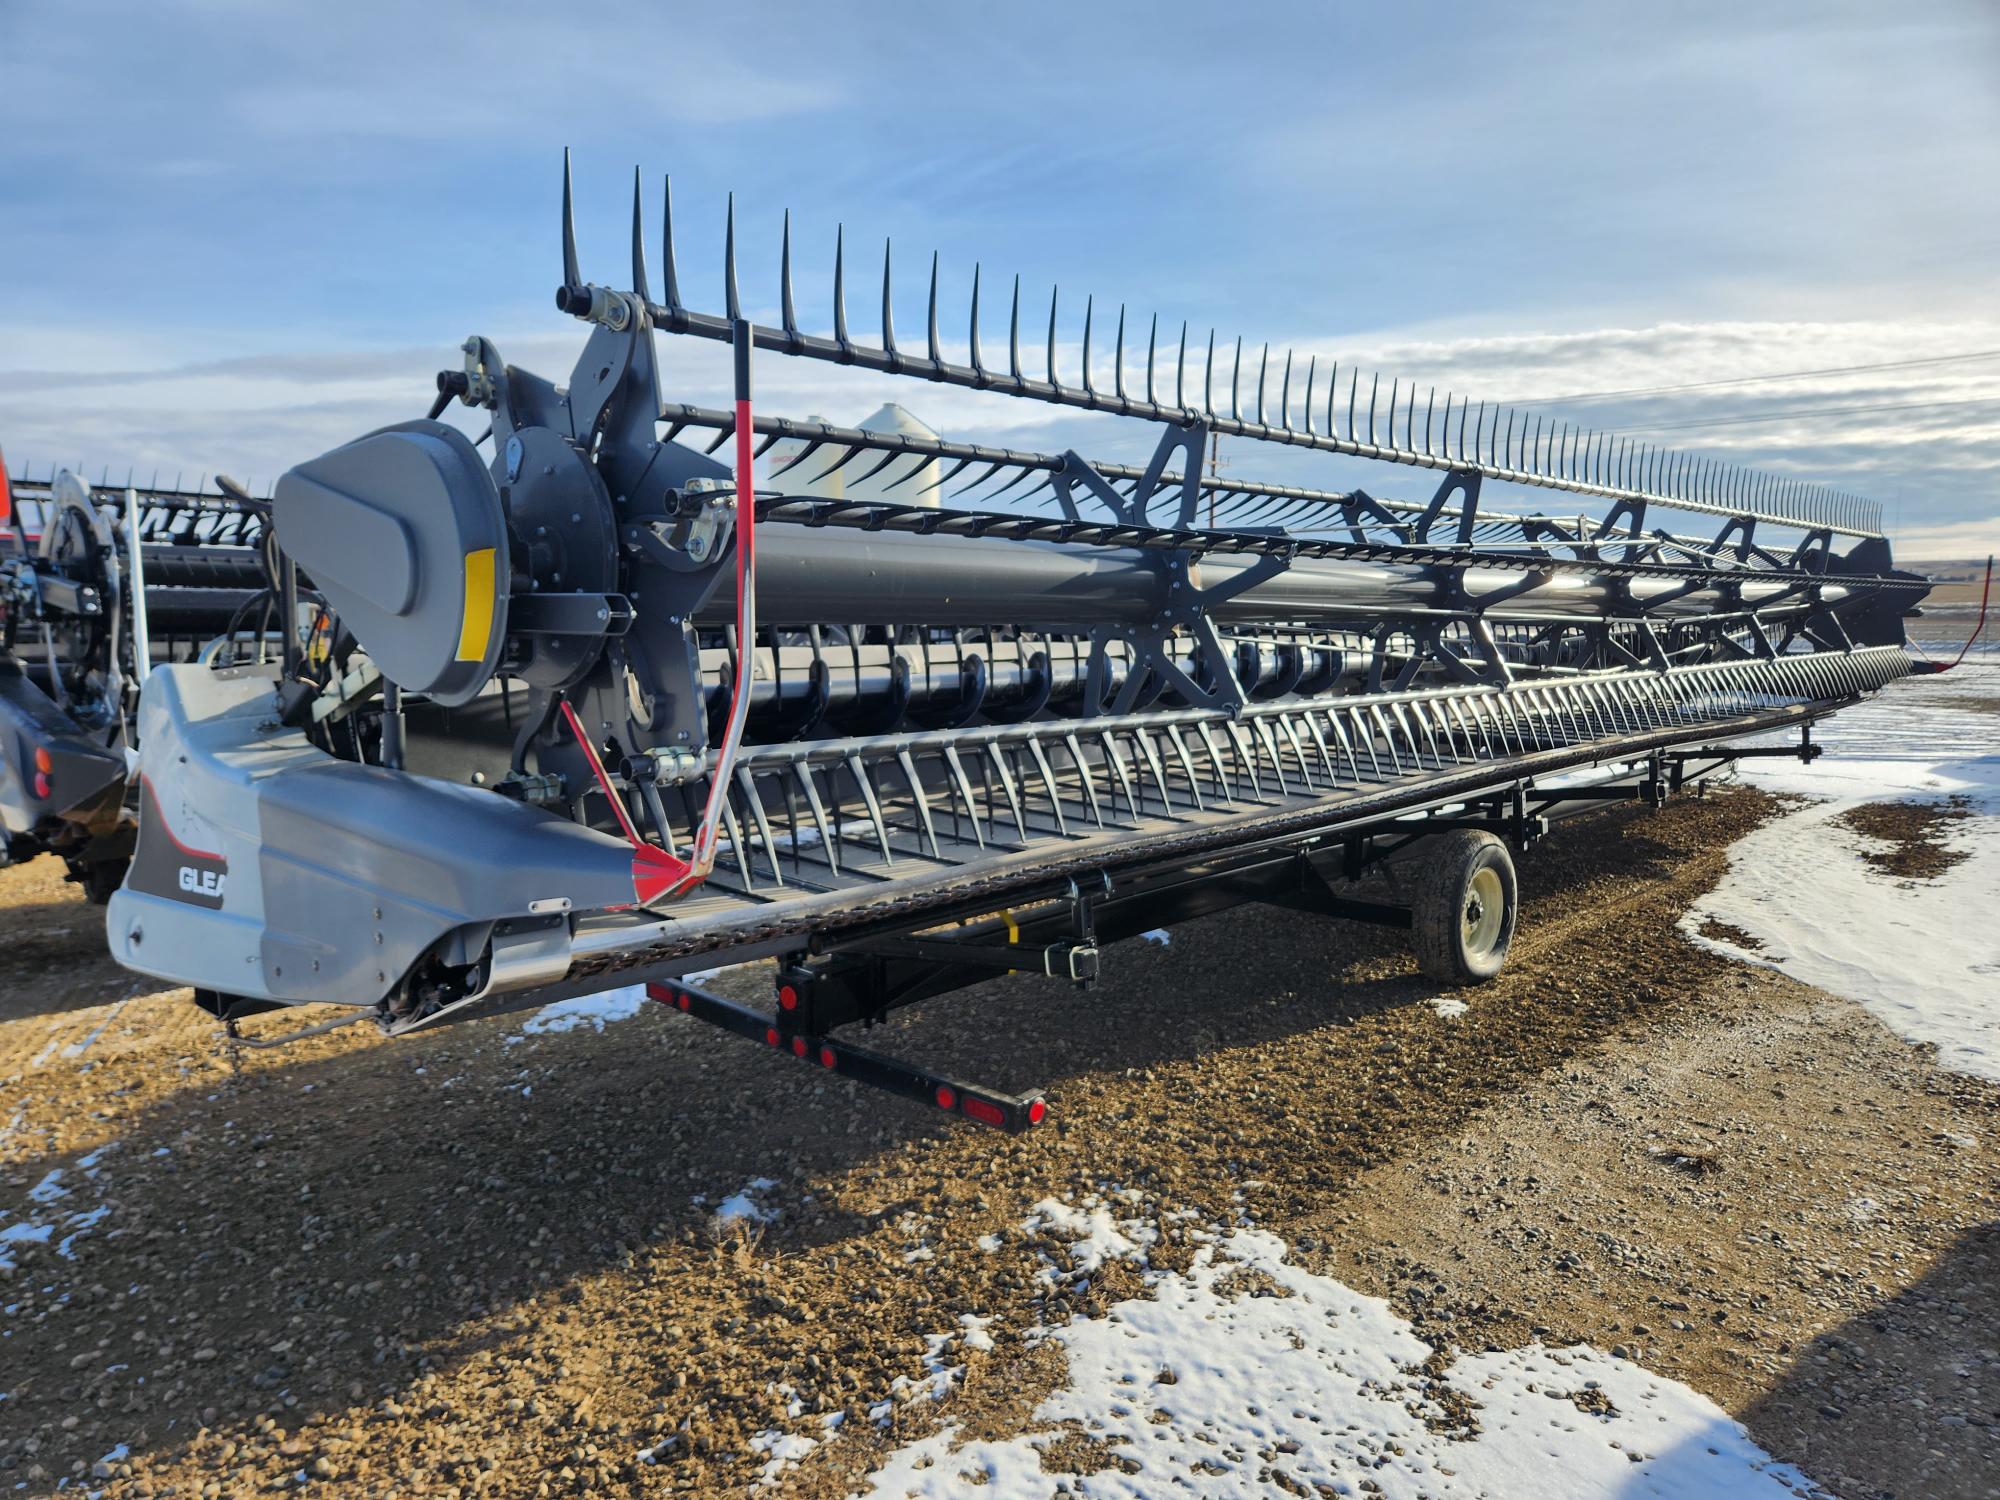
[106,160,1929,1085]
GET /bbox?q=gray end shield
[274,421,508,709]
[108,666,639,1008]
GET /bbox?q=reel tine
[1114,304,1128,402]
[781,210,798,337]
[1176,321,1188,410]
[1347,368,1358,444]
[1304,356,1317,437]
[1046,286,1061,390]
[1255,343,1269,427]
[1423,387,1435,457]
[848,449,907,487]
[1326,362,1339,440]
[561,148,581,290]
[805,443,863,482]
[1009,275,1023,384]
[833,226,850,351]
[969,264,985,376]
[1081,295,1095,396]
[888,453,971,495]
[630,167,650,304]
[1230,337,1243,422]
[1405,385,1415,458]
[768,439,824,478]
[661,175,684,313]
[1367,374,1379,448]
[984,464,1042,503]
[880,238,895,357]
[725,192,741,322]
[953,460,1011,499]
[1144,312,1156,406]
[927,251,942,369]
[1203,329,1216,419]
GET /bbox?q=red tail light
[962,1096,1005,1127]
[33,771,52,800]
[934,1085,956,1111]
[818,1045,837,1069]
[34,747,53,775]
[790,1035,808,1058]
[778,984,798,1011]
[677,992,691,1011]
[1027,1098,1047,1125]
[764,1026,781,1047]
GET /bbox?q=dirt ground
[0,785,1994,1499]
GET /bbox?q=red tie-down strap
[1935,555,1992,673]
[557,697,688,905]
[554,320,762,908]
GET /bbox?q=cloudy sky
[3,1,1995,557]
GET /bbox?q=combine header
[2,462,268,896]
[105,161,1928,1129]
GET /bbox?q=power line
[1528,348,2000,406]
[1615,393,2000,435]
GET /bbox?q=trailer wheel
[1412,830,1517,984]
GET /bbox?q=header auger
[102,158,1930,1130]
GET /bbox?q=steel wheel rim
[1462,866,1505,958]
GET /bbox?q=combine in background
[1,459,270,897]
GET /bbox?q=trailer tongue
[105,160,1931,1129]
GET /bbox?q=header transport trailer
[103,161,1929,1130]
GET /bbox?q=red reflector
[962,1096,1005,1127]
[1027,1098,1047,1125]
[33,771,52,800]
[790,1036,808,1058]
[818,1045,837,1069]
[677,993,691,1011]
[764,1026,781,1047]
[778,984,798,1011]
[934,1085,956,1111]
[34,747,53,775]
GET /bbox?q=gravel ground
[0,785,1993,1498]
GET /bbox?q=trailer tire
[1412,830,1517,984]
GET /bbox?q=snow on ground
[1685,667,2000,1082]
[858,1224,1824,1498]
[0,1147,119,1271]
[696,1176,780,1230]
[517,967,728,1037]
[519,985,651,1035]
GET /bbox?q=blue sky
[3,1,1995,556]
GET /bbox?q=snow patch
[748,1428,816,1486]
[1022,1197,1157,1281]
[520,985,650,1035]
[705,1177,780,1228]
[1686,673,2000,1082]
[858,1227,1826,1498]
